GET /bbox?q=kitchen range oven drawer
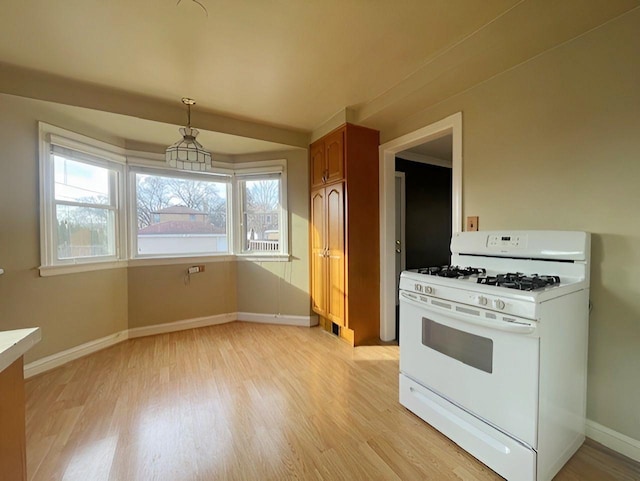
[400,374,536,481]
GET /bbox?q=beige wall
[234,150,310,316]
[128,261,237,328]
[379,9,640,441]
[0,94,129,363]
[2,4,636,445]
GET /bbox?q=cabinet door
[326,183,345,326]
[325,129,344,185]
[310,189,327,318]
[310,141,326,188]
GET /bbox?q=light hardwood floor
[25,323,640,481]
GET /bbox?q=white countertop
[0,328,41,373]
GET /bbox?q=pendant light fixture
[165,98,212,171]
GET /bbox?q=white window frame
[38,127,290,275]
[38,123,127,276]
[127,159,233,260]
[233,159,289,260]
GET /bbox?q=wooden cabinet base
[0,357,27,481]
[318,316,377,347]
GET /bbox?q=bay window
[39,123,289,275]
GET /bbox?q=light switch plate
[466,216,479,232]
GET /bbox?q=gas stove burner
[417,265,486,278]
[477,273,561,291]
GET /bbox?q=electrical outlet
[466,216,479,232]
[188,266,200,274]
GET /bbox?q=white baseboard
[24,329,129,379]
[237,312,318,327]
[128,313,236,339]
[586,419,640,462]
[24,311,315,378]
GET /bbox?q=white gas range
[399,231,590,481]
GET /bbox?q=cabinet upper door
[310,141,326,189]
[324,129,344,185]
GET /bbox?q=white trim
[39,123,128,269]
[232,158,289,257]
[41,122,127,163]
[396,150,452,169]
[128,313,236,339]
[395,172,406,306]
[39,260,128,277]
[586,419,640,463]
[38,253,293,273]
[23,312,317,378]
[24,329,129,378]
[379,112,463,341]
[235,254,291,262]
[237,312,318,327]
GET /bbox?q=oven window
[422,317,493,373]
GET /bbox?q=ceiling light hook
[181,97,195,128]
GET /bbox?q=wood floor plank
[25,322,640,481]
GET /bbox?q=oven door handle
[399,291,536,335]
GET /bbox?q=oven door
[399,291,539,448]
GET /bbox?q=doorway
[379,112,463,342]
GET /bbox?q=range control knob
[425,286,434,294]
[493,299,506,310]
[477,296,488,306]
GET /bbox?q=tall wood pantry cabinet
[309,123,380,346]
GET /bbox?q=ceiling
[1,1,638,150]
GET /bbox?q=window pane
[54,155,110,204]
[135,173,229,256]
[56,205,116,259]
[241,178,281,253]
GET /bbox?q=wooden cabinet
[310,188,327,318]
[0,328,41,481]
[311,183,345,326]
[309,124,379,346]
[310,128,345,188]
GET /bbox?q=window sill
[39,253,291,276]
[39,260,128,277]
[236,254,291,262]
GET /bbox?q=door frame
[379,112,463,341]
[394,172,406,305]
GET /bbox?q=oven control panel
[487,234,527,248]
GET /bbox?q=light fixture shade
[166,105,212,171]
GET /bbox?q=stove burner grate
[416,265,486,278]
[477,273,561,291]
[415,265,562,291]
